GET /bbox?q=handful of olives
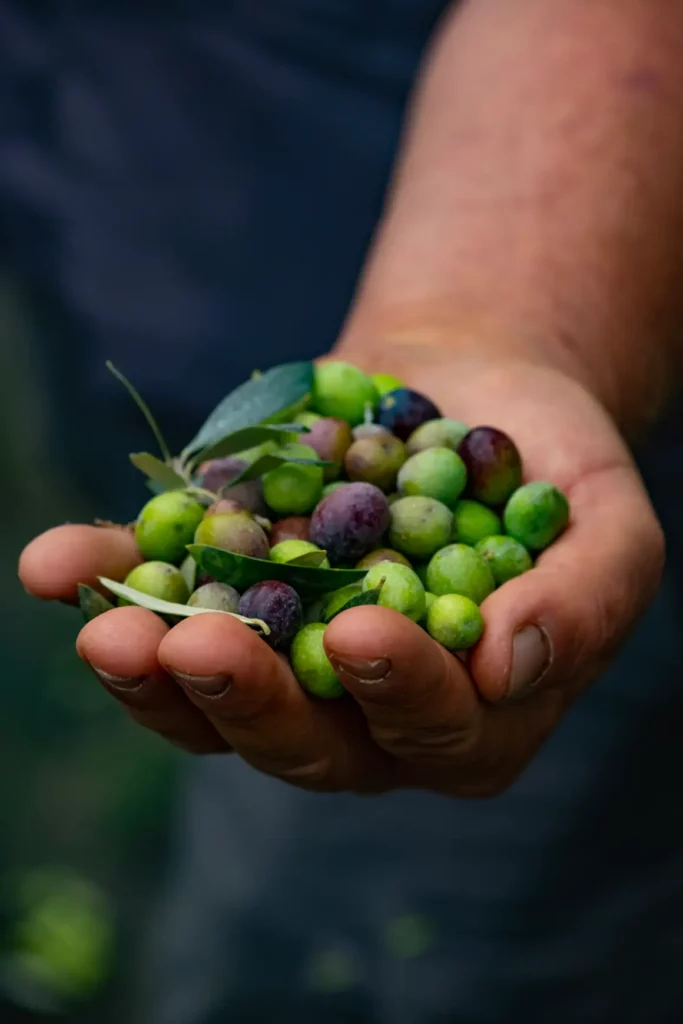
[75,360,570,699]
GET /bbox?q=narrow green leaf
[188,545,366,596]
[129,453,188,491]
[78,584,115,622]
[188,423,309,468]
[285,550,329,568]
[222,454,281,485]
[229,452,335,486]
[98,577,270,634]
[324,582,384,622]
[179,555,197,592]
[106,361,172,462]
[182,362,314,457]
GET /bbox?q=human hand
[18,348,663,796]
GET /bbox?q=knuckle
[372,711,484,768]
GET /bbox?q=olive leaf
[106,361,172,462]
[324,581,384,622]
[187,545,366,596]
[187,423,309,469]
[98,577,271,634]
[78,584,115,622]
[229,452,334,486]
[179,555,198,592]
[130,453,188,491]
[226,453,286,485]
[262,394,312,425]
[182,361,314,458]
[285,550,328,568]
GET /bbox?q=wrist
[335,303,667,438]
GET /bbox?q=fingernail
[508,625,552,698]
[93,668,145,693]
[328,655,391,683]
[168,669,232,699]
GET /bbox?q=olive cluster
[121,362,570,698]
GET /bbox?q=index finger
[18,524,142,604]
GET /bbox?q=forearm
[339,0,683,432]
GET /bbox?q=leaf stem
[106,361,172,463]
[185,486,219,504]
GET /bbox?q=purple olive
[197,456,267,514]
[302,417,353,481]
[238,580,303,650]
[194,512,270,559]
[309,482,390,564]
[457,427,523,507]
[377,388,442,441]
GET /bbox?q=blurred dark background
[4,4,683,1023]
[0,275,181,1022]
[0,3,416,1015]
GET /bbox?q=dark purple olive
[238,580,303,650]
[309,482,390,564]
[457,427,523,507]
[197,456,267,515]
[377,388,442,442]
[270,516,311,545]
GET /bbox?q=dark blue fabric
[2,4,683,1022]
[0,1,446,522]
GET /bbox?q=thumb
[470,464,664,703]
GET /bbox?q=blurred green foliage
[1,869,114,1012]
[0,279,179,1021]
